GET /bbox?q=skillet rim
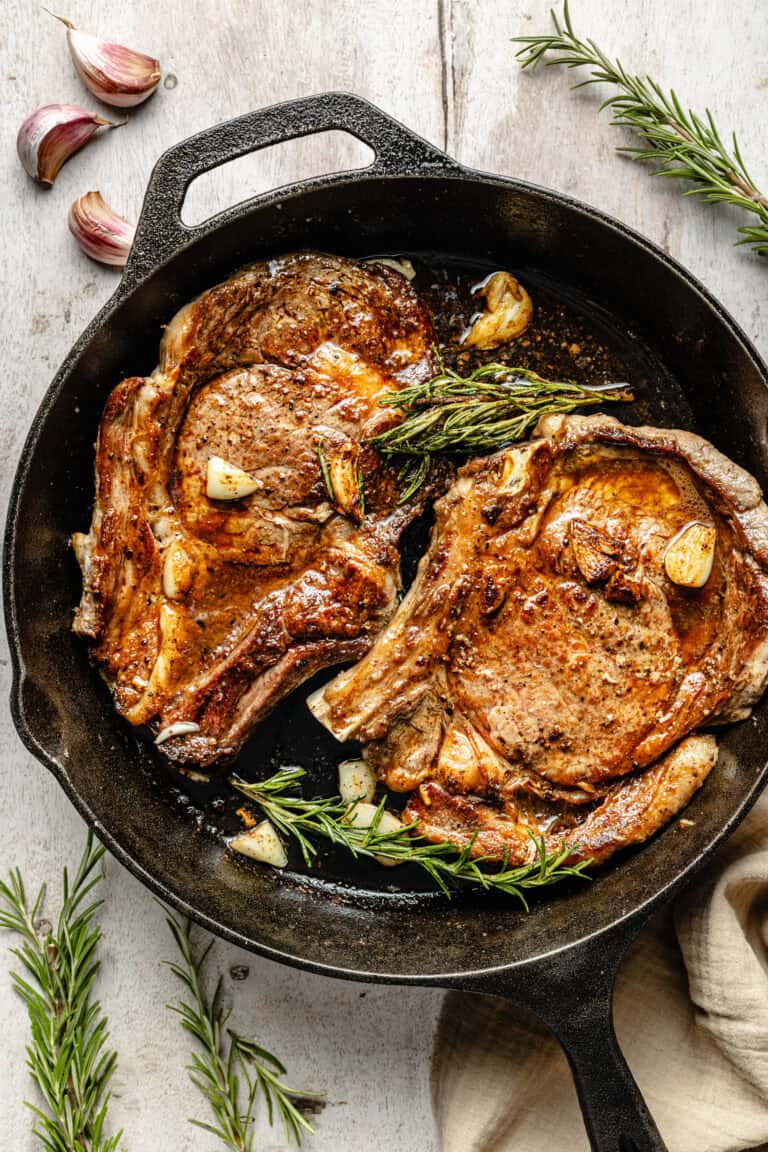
[5,153,768,985]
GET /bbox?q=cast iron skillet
[6,93,768,1151]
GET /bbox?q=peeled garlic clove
[51,13,161,108]
[162,539,195,600]
[320,440,364,523]
[570,518,620,585]
[462,271,533,349]
[154,720,201,745]
[68,191,135,267]
[17,104,118,186]
[338,760,377,804]
[229,821,288,869]
[344,802,404,867]
[206,456,259,501]
[664,521,717,589]
[366,257,416,280]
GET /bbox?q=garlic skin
[53,14,161,108]
[68,191,136,267]
[206,456,259,501]
[17,104,117,186]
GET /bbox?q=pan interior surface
[7,172,768,980]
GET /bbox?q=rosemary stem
[513,1,768,253]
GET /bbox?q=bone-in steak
[309,414,768,865]
[73,253,437,765]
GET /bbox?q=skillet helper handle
[468,917,667,1152]
[123,91,458,286]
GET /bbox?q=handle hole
[181,131,375,226]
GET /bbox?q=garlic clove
[366,256,417,281]
[462,271,533,349]
[154,720,201,745]
[162,539,196,600]
[206,456,259,501]
[570,518,620,585]
[17,104,118,186]
[319,440,365,523]
[344,802,404,866]
[50,13,161,108]
[338,760,377,804]
[664,521,717,589]
[229,821,288,869]
[68,191,136,267]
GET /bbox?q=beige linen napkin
[433,792,768,1152]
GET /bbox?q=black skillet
[6,93,768,1151]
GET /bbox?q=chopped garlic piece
[345,802,404,866]
[338,759,376,804]
[229,820,288,868]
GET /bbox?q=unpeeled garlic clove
[17,104,118,186]
[68,191,136,266]
[462,271,533,349]
[664,521,717,589]
[206,456,259,501]
[50,13,161,108]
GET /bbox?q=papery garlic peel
[68,191,136,267]
[17,105,118,186]
[51,13,161,108]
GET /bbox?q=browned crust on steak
[310,414,768,865]
[403,734,717,865]
[73,252,438,765]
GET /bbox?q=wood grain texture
[0,1,766,1148]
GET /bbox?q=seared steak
[73,253,437,765]
[309,414,768,864]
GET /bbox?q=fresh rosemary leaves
[0,832,122,1152]
[370,361,630,501]
[230,767,592,908]
[164,910,319,1150]
[514,1,768,254]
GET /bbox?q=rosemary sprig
[0,832,122,1152]
[316,441,335,506]
[230,767,592,908]
[514,1,768,254]
[164,910,319,1150]
[370,360,629,499]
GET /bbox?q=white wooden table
[1,1,766,1147]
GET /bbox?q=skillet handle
[462,916,667,1152]
[123,91,459,287]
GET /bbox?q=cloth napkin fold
[432,793,768,1152]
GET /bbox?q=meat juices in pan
[310,413,768,866]
[72,253,438,766]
